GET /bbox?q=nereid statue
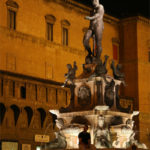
[83,0,104,60]
[43,118,67,149]
[94,115,112,148]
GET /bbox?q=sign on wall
[22,144,31,150]
[2,142,18,150]
[35,135,50,143]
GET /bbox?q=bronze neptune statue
[83,0,104,60]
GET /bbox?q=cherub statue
[62,61,77,87]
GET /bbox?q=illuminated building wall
[0,0,150,149]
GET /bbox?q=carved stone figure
[115,85,131,113]
[83,0,104,59]
[131,140,147,149]
[104,80,115,108]
[94,115,112,148]
[94,55,109,76]
[60,84,76,113]
[111,60,124,80]
[78,86,91,106]
[62,61,77,87]
[43,118,67,149]
[112,119,138,148]
[43,132,66,149]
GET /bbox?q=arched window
[24,106,33,127]
[37,108,46,128]
[0,103,6,125]
[45,15,56,41]
[10,104,20,126]
[61,20,70,46]
[6,0,19,30]
[147,40,150,62]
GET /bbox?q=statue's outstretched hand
[85,16,90,20]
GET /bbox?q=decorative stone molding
[45,14,56,24]
[44,0,91,15]
[0,26,85,56]
[137,16,150,25]
[121,16,150,26]
[61,19,70,28]
[6,0,19,9]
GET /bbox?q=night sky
[74,0,150,19]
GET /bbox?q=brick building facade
[0,0,150,149]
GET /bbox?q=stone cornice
[0,69,67,88]
[121,16,150,26]
[44,0,91,15]
[0,26,86,56]
[137,16,150,25]
[44,0,119,25]
[63,0,91,13]
[104,14,119,25]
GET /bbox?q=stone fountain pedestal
[49,106,141,149]
[44,62,147,149]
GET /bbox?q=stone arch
[10,104,20,126]
[24,106,33,127]
[71,116,91,125]
[32,110,41,129]
[6,0,19,8]
[44,113,54,130]
[37,108,46,128]
[0,103,6,125]
[6,107,15,127]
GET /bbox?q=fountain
[44,0,147,149]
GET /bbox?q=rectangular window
[8,9,16,30]
[20,86,26,99]
[113,44,118,60]
[13,81,15,97]
[56,89,58,104]
[1,79,3,96]
[35,85,37,101]
[46,88,48,102]
[63,28,68,46]
[66,91,67,105]
[47,23,53,41]
[149,51,150,62]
